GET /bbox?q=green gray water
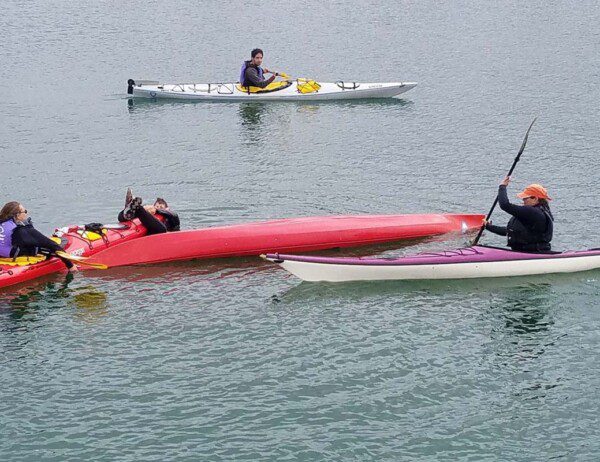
[1,0,599,460]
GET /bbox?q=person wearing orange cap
[484,176,554,252]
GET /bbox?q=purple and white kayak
[262,246,600,282]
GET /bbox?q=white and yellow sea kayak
[127,78,416,101]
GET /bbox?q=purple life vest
[239,61,264,87]
[0,219,17,258]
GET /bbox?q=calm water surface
[1,0,599,460]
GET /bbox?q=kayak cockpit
[236,80,293,94]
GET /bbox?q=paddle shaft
[471,118,537,246]
[276,72,294,80]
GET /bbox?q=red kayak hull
[0,220,147,290]
[86,214,484,268]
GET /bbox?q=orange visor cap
[516,184,551,200]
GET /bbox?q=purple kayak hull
[265,246,600,266]
[264,246,600,282]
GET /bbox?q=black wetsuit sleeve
[11,224,73,268]
[497,185,547,228]
[118,210,127,222]
[244,67,274,88]
[485,223,507,236]
[12,225,63,252]
[156,210,180,232]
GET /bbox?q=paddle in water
[471,117,537,246]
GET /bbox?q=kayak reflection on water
[119,189,180,235]
[238,102,269,130]
[484,176,554,252]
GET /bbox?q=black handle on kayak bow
[471,117,537,246]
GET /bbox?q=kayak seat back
[0,255,47,267]
[236,80,292,94]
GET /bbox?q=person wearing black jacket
[0,201,74,269]
[240,48,278,88]
[119,190,180,235]
[485,176,554,252]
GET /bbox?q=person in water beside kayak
[484,176,554,252]
[240,48,280,88]
[0,201,75,270]
[119,189,180,235]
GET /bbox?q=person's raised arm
[497,177,543,226]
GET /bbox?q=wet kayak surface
[2,0,600,461]
[266,246,600,281]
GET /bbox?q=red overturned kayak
[0,221,148,289]
[85,214,484,268]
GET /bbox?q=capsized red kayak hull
[0,220,147,290]
[86,214,484,268]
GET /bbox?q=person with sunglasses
[118,189,180,235]
[0,201,75,269]
[484,176,554,252]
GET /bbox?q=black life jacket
[507,205,554,252]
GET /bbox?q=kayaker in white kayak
[240,48,280,88]
[484,176,554,252]
[0,201,75,270]
[119,189,180,235]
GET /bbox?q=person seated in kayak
[240,48,280,88]
[119,189,180,235]
[0,201,75,270]
[484,176,554,252]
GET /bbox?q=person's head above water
[250,48,264,67]
[0,201,28,223]
[154,198,169,210]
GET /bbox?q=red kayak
[85,214,484,268]
[1,213,483,288]
[0,221,147,289]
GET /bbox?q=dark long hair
[0,201,21,222]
